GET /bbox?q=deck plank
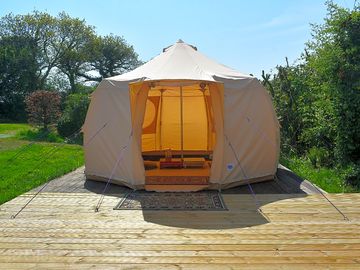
[0,190,359,268]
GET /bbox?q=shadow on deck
[82,166,311,229]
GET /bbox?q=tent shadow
[84,167,309,229]
[84,179,130,197]
[140,203,271,230]
[141,186,307,230]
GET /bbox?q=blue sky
[0,0,354,78]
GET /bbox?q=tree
[306,1,360,164]
[263,60,313,154]
[262,1,360,185]
[0,35,38,121]
[0,10,141,121]
[80,34,141,82]
[55,12,95,93]
[0,11,57,89]
[0,11,60,121]
[25,90,61,130]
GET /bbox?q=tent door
[140,82,216,189]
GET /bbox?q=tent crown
[109,40,250,82]
[163,39,197,52]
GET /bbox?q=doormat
[114,191,227,211]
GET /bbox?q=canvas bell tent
[83,40,280,190]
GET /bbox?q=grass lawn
[0,123,31,135]
[0,124,84,205]
[280,155,356,193]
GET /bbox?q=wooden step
[145,163,210,185]
[145,185,209,192]
[146,175,209,185]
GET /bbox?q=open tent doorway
[137,81,220,191]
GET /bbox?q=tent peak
[163,40,198,52]
[110,39,252,82]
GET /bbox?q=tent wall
[215,78,280,188]
[208,83,225,182]
[83,78,279,189]
[83,80,145,188]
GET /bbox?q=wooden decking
[0,167,359,269]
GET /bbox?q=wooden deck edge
[277,164,328,194]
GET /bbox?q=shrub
[25,90,61,130]
[307,147,330,168]
[57,93,90,143]
[16,128,63,143]
[344,163,360,189]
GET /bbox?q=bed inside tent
[133,80,220,191]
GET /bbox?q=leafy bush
[307,147,330,168]
[25,90,61,130]
[344,163,360,189]
[15,128,63,143]
[57,93,90,143]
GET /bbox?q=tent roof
[107,39,252,83]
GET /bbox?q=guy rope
[10,122,108,219]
